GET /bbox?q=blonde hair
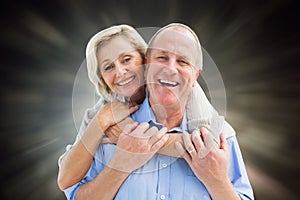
[147,23,203,70]
[86,25,147,100]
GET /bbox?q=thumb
[219,133,228,152]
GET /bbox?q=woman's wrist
[96,110,110,131]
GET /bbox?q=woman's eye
[103,65,112,71]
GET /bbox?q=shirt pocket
[183,167,211,200]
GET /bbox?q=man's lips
[158,79,179,87]
[117,76,135,86]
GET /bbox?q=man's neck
[149,99,186,130]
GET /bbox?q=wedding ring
[188,149,195,154]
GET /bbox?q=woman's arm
[58,117,104,190]
[57,101,138,190]
[186,82,236,143]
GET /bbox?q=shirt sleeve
[227,136,254,200]
[57,98,105,167]
[63,147,106,200]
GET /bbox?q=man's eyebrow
[150,49,167,53]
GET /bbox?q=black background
[0,0,299,199]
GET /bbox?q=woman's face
[97,35,144,98]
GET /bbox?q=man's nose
[165,57,178,74]
[115,61,127,77]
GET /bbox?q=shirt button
[160,194,166,199]
[161,163,167,168]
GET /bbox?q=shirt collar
[131,92,188,133]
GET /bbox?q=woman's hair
[86,24,147,100]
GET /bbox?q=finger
[203,133,215,151]
[183,131,197,158]
[192,129,203,153]
[200,127,213,148]
[182,131,192,150]
[122,122,138,134]
[143,126,159,140]
[175,142,192,163]
[128,104,139,114]
[130,122,150,137]
[200,127,208,141]
[198,127,215,158]
[151,134,169,152]
[128,101,138,107]
[148,127,167,146]
[220,133,228,151]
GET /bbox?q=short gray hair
[147,23,203,70]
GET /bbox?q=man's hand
[104,117,134,143]
[175,128,230,186]
[108,122,169,173]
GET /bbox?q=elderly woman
[58,24,235,191]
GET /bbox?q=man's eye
[178,60,189,65]
[156,56,168,61]
[123,56,131,63]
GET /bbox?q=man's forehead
[150,28,199,62]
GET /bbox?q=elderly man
[64,23,253,200]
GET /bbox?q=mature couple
[58,23,254,200]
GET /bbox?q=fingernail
[161,127,168,132]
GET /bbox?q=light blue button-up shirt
[64,96,254,200]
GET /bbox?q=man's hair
[146,23,203,70]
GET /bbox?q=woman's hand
[96,101,139,131]
[108,122,169,173]
[175,128,230,187]
[104,117,134,143]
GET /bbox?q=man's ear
[193,69,201,87]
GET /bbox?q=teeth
[159,79,178,87]
[118,76,135,86]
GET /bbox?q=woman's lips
[116,76,135,86]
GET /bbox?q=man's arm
[73,122,169,200]
[175,128,253,200]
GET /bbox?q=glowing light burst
[0,1,299,199]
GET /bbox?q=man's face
[146,28,200,109]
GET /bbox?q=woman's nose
[115,62,127,78]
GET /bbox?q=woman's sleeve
[186,82,236,143]
[57,98,105,167]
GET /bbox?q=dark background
[0,0,299,199]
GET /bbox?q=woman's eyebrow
[100,59,110,67]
